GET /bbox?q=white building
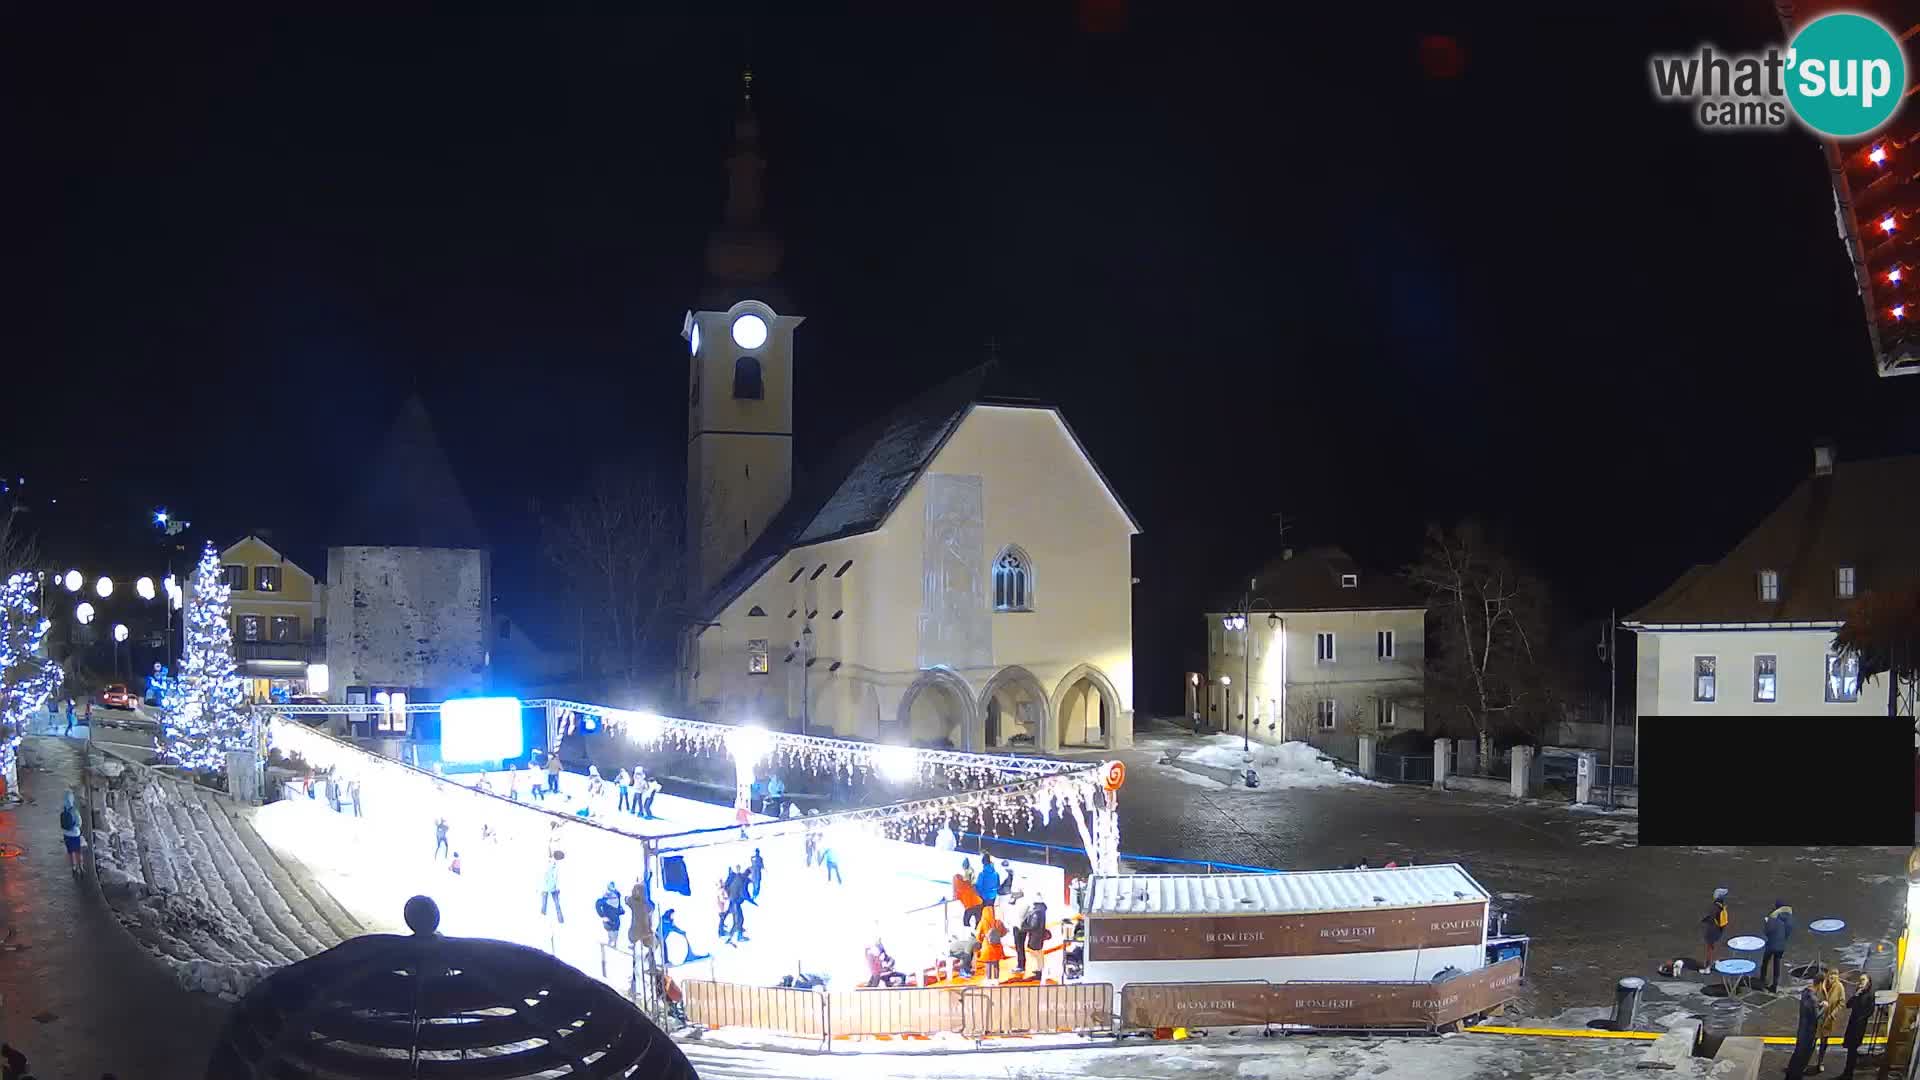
[1623,446,1918,718]
[676,85,1139,752]
[1196,547,1426,754]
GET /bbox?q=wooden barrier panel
[827,986,955,1037]
[1121,982,1271,1029]
[684,980,827,1036]
[973,982,1114,1034]
[1121,959,1527,1032]
[1090,903,1487,962]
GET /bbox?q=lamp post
[799,624,814,739]
[1225,578,1281,752]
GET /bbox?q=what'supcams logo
[1650,12,1906,136]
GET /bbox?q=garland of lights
[155,543,251,771]
[0,571,60,798]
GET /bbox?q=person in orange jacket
[953,858,985,928]
[980,917,1009,981]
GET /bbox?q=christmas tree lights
[0,571,59,797]
[157,543,250,771]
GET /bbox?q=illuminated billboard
[439,697,525,764]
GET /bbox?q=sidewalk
[0,736,227,1080]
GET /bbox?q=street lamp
[113,623,129,681]
[96,576,113,599]
[63,570,81,592]
[136,576,155,600]
[1226,578,1284,752]
[76,601,95,625]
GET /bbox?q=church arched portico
[977,665,1052,751]
[1051,663,1122,750]
[897,667,979,750]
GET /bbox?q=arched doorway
[1052,664,1122,750]
[898,668,977,750]
[865,684,887,741]
[977,666,1051,751]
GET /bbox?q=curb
[1466,1026,1886,1047]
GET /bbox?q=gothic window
[733,355,763,400]
[993,545,1033,612]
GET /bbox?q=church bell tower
[686,71,801,599]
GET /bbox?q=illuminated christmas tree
[157,542,249,771]
[1,571,60,797]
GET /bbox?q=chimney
[1813,442,1835,477]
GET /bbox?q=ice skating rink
[253,765,1066,995]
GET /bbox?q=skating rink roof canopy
[1091,864,1490,918]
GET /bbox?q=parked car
[99,684,136,710]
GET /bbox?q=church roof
[1209,546,1424,614]
[332,396,487,551]
[696,361,1138,622]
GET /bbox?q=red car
[99,685,136,710]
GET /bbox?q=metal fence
[1592,763,1636,789]
[683,979,1114,1044]
[1372,752,1434,785]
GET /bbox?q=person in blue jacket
[975,857,1002,908]
[1762,899,1794,993]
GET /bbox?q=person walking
[64,699,75,736]
[1015,896,1049,975]
[722,867,749,943]
[596,883,625,947]
[616,769,633,813]
[628,879,655,955]
[1836,971,1874,1079]
[350,778,363,818]
[820,844,841,885]
[1786,983,1821,1080]
[1762,899,1794,993]
[526,760,545,802]
[747,848,764,904]
[540,853,564,923]
[1700,887,1729,970]
[59,790,85,873]
[433,817,450,861]
[545,752,562,795]
[641,777,662,819]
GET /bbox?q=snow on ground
[1181,736,1381,788]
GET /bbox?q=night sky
[4,6,1917,713]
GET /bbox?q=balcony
[236,640,317,663]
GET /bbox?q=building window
[993,546,1033,612]
[270,616,299,642]
[314,617,327,646]
[237,614,263,642]
[374,689,408,734]
[747,606,767,617]
[732,355,764,399]
[1754,655,1777,703]
[1376,629,1395,660]
[835,560,853,578]
[1316,699,1338,730]
[1315,631,1336,663]
[1836,565,1856,599]
[748,639,770,675]
[1758,569,1779,602]
[1693,656,1716,702]
[1208,621,1222,656]
[254,566,280,593]
[1375,697,1396,727]
[223,565,247,592]
[1825,651,1860,702]
[1341,573,1358,588]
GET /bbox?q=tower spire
[706,68,780,286]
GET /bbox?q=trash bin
[1698,998,1744,1057]
[1612,976,1646,1031]
[1863,940,1896,990]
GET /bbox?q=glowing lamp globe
[76,602,95,625]
[1883,215,1898,234]
[136,576,155,600]
[1871,145,1888,165]
[113,623,128,643]
[689,321,702,356]
[731,313,768,350]
[96,576,113,598]
[63,570,82,592]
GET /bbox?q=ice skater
[616,769,633,813]
[526,760,546,801]
[434,817,450,861]
[587,765,604,801]
[64,698,75,736]
[999,859,1017,901]
[545,752,562,795]
[350,778,363,817]
[720,868,749,943]
[819,844,841,885]
[596,882,625,947]
[631,765,648,815]
[540,853,564,923]
[658,908,705,966]
[747,848,764,904]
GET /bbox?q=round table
[1713,958,1757,996]
[1807,919,1846,976]
[1726,935,1765,953]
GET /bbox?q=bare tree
[1405,521,1559,774]
[1834,586,1920,724]
[542,464,686,696]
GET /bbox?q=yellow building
[213,535,326,703]
[677,88,1138,752]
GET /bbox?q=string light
[1890,268,1903,285]
[1870,145,1888,165]
[1881,215,1897,234]
[1895,305,1907,321]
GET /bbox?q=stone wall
[325,546,490,700]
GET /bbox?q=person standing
[82,698,93,730]
[1786,983,1821,1080]
[545,752,562,795]
[59,790,85,873]
[975,857,1002,911]
[766,774,786,817]
[805,826,820,867]
[540,853,564,923]
[820,844,841,885]
[935,824,956,851]
[723,867,749,943]
[587,765,604,802]
[747,848,764,904]
[596,883,625,947]
[434,817,450,861]
[350,778,363,818]
[616,769,633,813]
[980,917,1008,981]
[526,760,545,802]
[1836,971,1874,1079]
[1700,887,1729,970]
[954,861,984,928]
[1015,897,1049,975]
[1813,967,1848,1074]
[1762,899,1794,993]
[631,765,648,815]
[64,699,75,736]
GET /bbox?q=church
[677,80,1139,752]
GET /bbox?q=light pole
[1600,608,1618,810]
[1224,578,1281,752]
[799,624,814,738]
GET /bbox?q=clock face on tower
[731,313,768,350]
[690,321,701,356]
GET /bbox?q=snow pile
[1183,736,1382,788]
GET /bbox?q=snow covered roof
[1090,865,1489,918]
